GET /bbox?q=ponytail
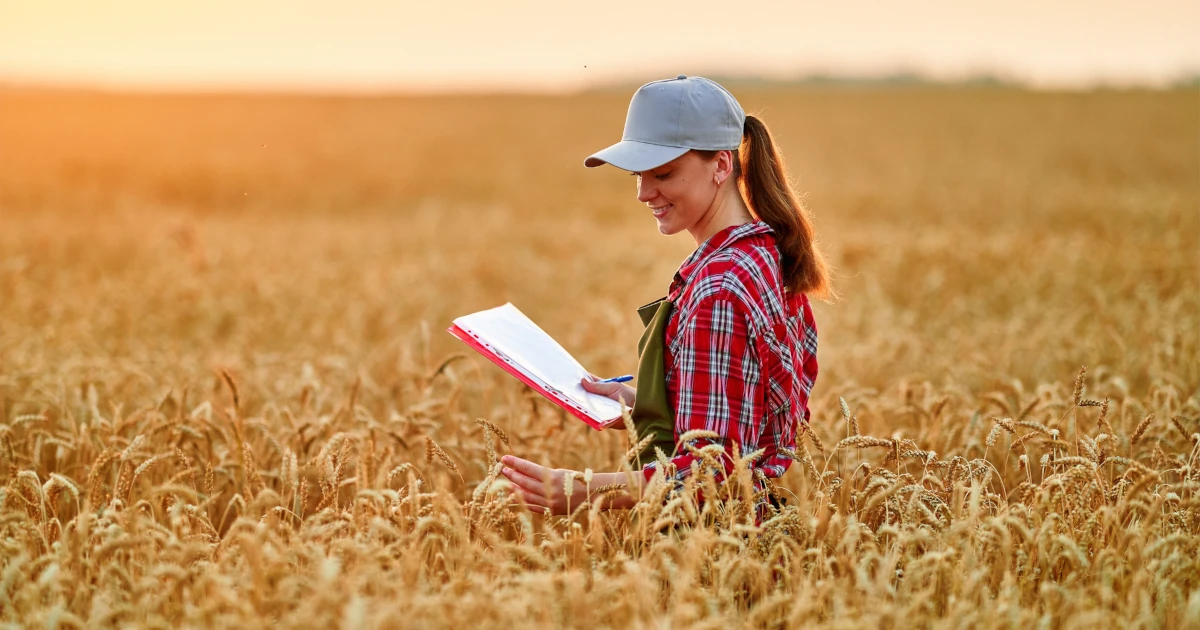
[733,115,833,300]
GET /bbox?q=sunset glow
[1,0,1197,91]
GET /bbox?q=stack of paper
[448,303,625,429]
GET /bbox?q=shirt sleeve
[642,290,762,486]
[755,293,818,478]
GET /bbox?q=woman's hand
[581,375,635,430]
[499,455,644,515]
[499,455,590,515]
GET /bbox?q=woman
[500,75,830,516]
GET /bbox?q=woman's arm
[500,455,646,515]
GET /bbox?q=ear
[713,150,735,185]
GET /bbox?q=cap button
[676,74,687,80]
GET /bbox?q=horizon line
[3,69,1198,97]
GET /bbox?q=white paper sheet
[453,303,625,423]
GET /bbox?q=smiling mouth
[650,204,673,217]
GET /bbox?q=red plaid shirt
[642,221,819,491]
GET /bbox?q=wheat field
[1,86,1198,628]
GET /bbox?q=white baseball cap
[584,74,746,172]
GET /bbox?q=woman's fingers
[500,455,578,516]
[580,378,608,394]
[498,467,551,512]
[581,379,618,395]
[581,378,631,404]
[513,489,550,509]
[501,455,552,481]
[501,465,545,495]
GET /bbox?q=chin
[655,218,684,236]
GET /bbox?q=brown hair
[698,114,833,300]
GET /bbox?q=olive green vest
[629,298,678,468]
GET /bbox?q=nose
[636,176,656,203]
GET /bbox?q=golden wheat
[0,86,1196,628]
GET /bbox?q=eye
[654,171,671,181]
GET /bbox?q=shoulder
[684,236,783,315]
[681,240,782,328]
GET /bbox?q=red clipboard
[447,324,620,430]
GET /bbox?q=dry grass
[0,86,1197,628]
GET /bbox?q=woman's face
[633,151,721,236]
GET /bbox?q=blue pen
[598,375,634,383]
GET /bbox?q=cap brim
[584,140,689,172]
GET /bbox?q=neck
[687,184,755,246]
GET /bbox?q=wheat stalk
[424,436,462,482]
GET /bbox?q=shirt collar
[671,221,773,293]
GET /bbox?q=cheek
[671,179,709,210]
[663,179,692,203]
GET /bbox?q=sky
[1,0,1197,92]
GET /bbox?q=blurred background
[1,1,1197,445]
[2,0,1198,91]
